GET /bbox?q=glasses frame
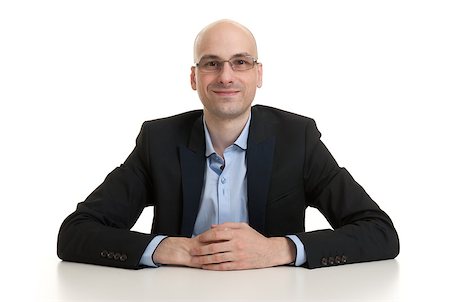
[195,54,258,73]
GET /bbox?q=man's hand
[152,236,203,268]
[191,223,296,270]
[153,223,296,270]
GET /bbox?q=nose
[217,61,234,84]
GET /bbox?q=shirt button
[221,177,226,184]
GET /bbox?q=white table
[30,258,402,301]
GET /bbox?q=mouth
[212,90,240,96]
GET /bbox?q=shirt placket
[217,148,234,224]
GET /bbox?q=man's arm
[296,119,400,268]
[57,123,156,269]
[57,165,155,269]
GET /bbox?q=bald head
[193,19,258,63]
[189,19,263,122]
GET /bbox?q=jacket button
[335,256,342,264]
[100,250,108,258]
[120,254,128,262]
[321,257,328,266]
[342,255,347,263]
[328,257,334,265]
[114,253,121,260]
[107,251,114,259]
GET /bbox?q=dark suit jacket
[57,105,399,269]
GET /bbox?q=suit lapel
[179,116,205,236]
[247,107,276,234]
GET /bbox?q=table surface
[3,256,448,301]
[30,258,403,301]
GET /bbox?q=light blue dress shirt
[192,116,250,236]
[140,115,306,267]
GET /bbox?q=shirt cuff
[139,235,167,267]
[286,235,307,266]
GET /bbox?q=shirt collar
[203,114,251,157]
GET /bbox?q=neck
[203,111,250,157]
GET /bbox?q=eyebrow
[199,52,254,61]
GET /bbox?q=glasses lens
[230,56,255,71]
[198,59,222,72]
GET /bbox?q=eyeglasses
[195,55,258,73]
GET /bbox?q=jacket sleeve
[57,123,155,269]
[296,119,400,268]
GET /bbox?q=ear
[257,63,263,88]
[190,66,197,90]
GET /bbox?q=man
[57,20,399,270]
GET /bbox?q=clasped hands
[153,222,295,271]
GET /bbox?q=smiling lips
[212,89,240,96]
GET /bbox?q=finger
[197,228,233,243]
[193,251,233,266]
[191,241,231,256]
[201,261,245,271]
[213,222,248,230]
[202,262,233,271]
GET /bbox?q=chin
[212,106,250,120]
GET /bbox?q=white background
[1,0,449,300]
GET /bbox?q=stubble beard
[204,98,252,122]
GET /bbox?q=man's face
[190,23,262,121]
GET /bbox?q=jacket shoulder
[137,110,203,145]
[251,105,315,127]
[142,110,203,129]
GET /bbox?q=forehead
[194,23,257,61]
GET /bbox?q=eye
[232,58,248,65]
[230,57,254,70]
[203,60,220,68]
